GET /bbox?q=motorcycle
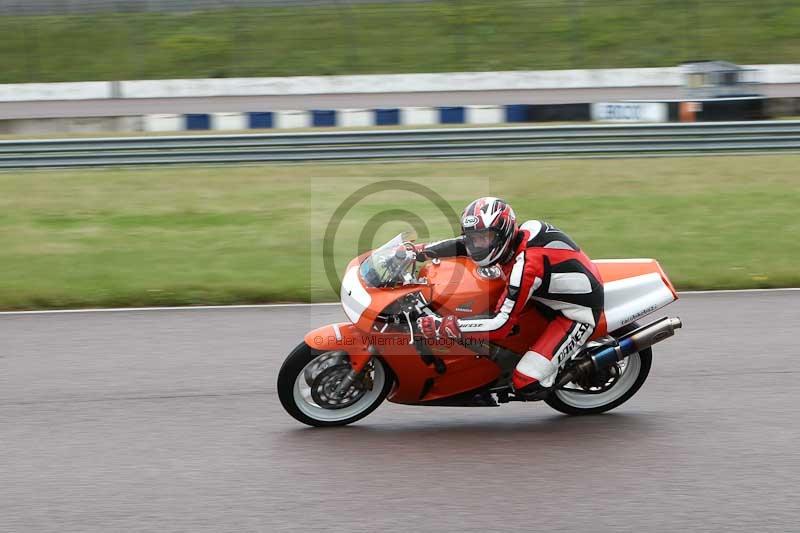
[278,231,682,427]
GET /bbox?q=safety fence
[1,120,799,168]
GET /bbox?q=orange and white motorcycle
[278,232,682,427]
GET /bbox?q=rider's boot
[512,350,558,400]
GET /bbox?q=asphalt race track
[1,290,799,532]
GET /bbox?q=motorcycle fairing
[339,255,433,333]
[307,254,678,406]
[304,322,375,374]
[304,321,503,404]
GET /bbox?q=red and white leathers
[419,220,604,392]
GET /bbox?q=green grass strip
[0,154,797,310]
[1,1,799,82]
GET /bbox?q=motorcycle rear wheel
[277,343,394,427]
[545,348,652,415]
[545,321,652,416]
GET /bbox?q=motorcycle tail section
[594,259,678,332]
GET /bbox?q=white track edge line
[0,287,798,316]
[0,302,341,316]
[678,287,800,295]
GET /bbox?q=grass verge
[0,154,798,310]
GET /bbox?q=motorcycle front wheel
[277,342,394,427]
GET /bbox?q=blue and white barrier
[213,112,248,130]
[144,114,183,132]
[402,107,438,126]
[338,109,372,128]
[1,98,774,135]
[143,105,510,132]
[275,110,311,129]
[136,98,776,133]
[466,105,505,124]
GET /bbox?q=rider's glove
[417,315,461,339]
[393,244,426,262]
[417,315,441,339]
[411,244,427,262]
[440,315,462,338]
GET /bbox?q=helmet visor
[464,228,502,262]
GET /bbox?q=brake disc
[310,363,367,409]
[580,362,621,392]
[303,352,347,387]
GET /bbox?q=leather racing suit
[419,220,604,391]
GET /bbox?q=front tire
[277,343,394,427]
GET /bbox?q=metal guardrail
[1,120,800,169]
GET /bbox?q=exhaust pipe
[591,316,682,370]
[555,316,682,389]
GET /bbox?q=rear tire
[545,322,652,416]
[544,348,652,415]
[277,343,394,427]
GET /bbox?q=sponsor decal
[462,215,479,228]
[602,104,642,120]
[621,304,659,325]
[455,300,474,313]
[554,322,591,364]
[591,102,668,123]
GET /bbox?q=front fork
[334,345,379,394]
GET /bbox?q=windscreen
[359,232,417,288]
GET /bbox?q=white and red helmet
[460,197,517,266]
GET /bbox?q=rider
[415,197,604,399]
